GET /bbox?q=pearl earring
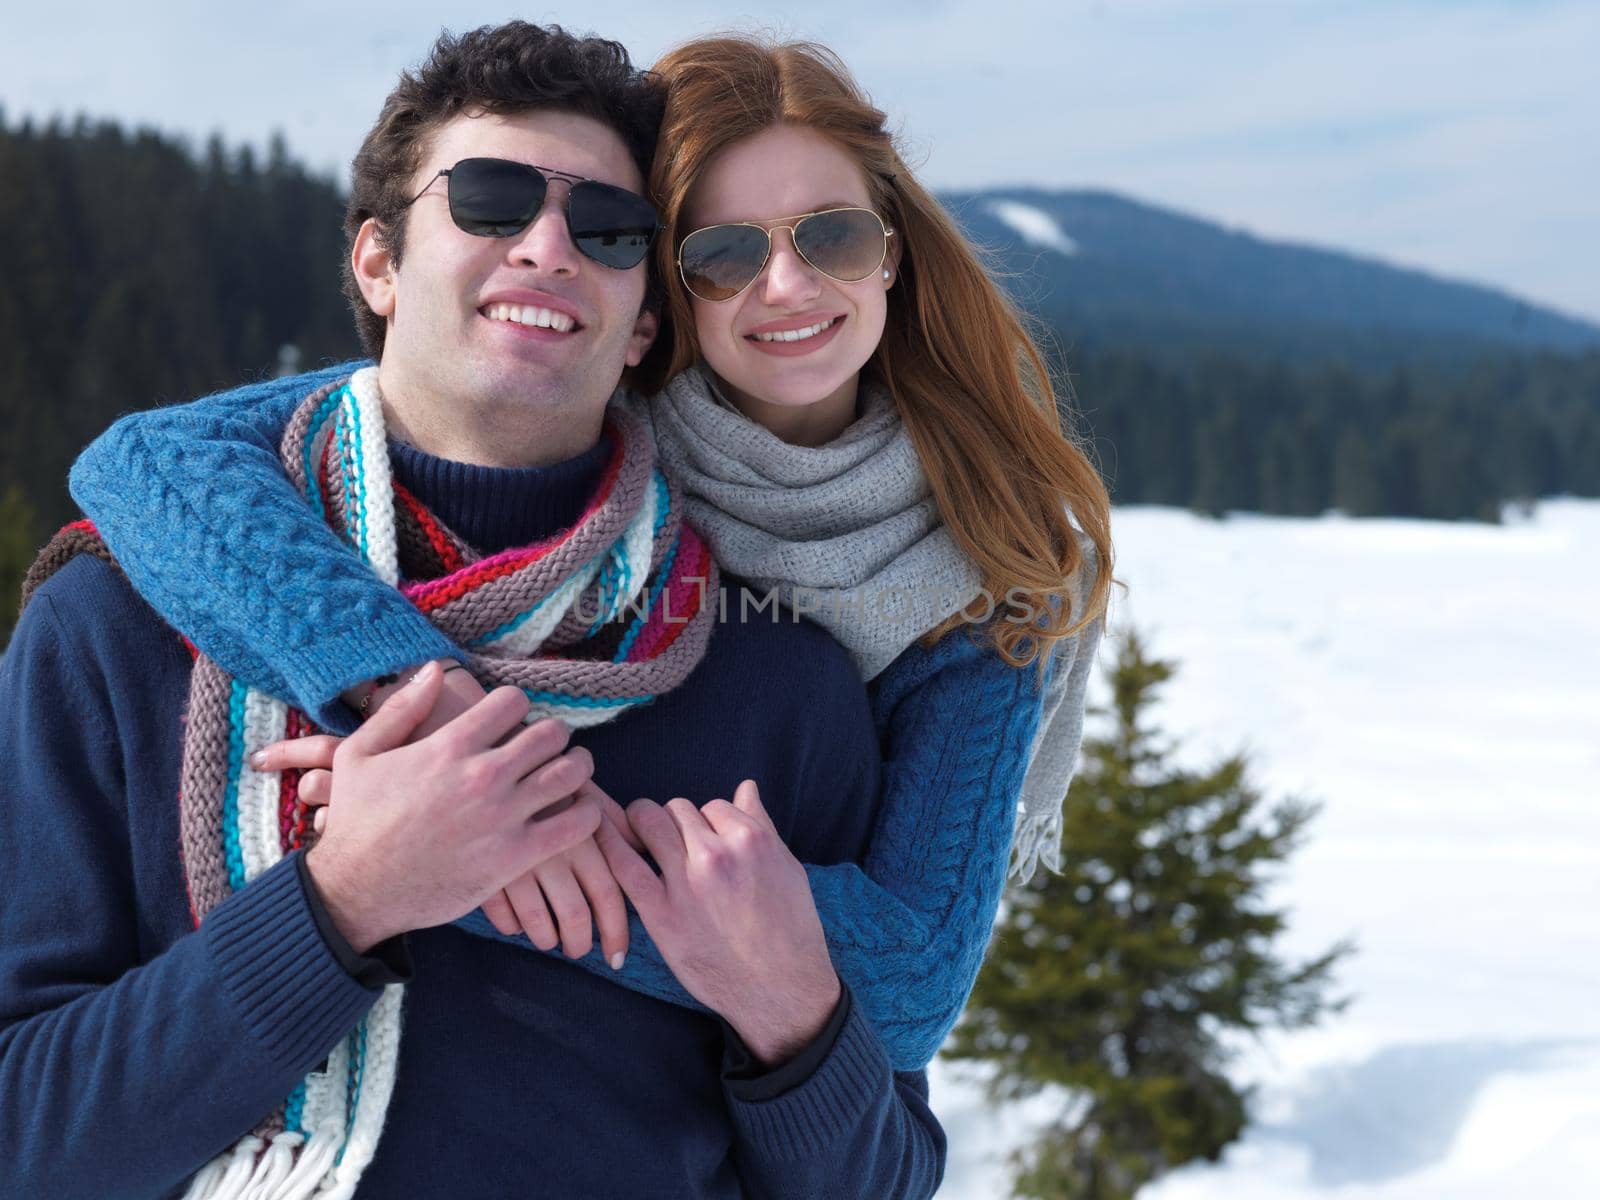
[882,269,891,281]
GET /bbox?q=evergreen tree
[0,485,39,645]
[945,631,1353,1200]
[1329,427,1381,516]
[0,114,359,533]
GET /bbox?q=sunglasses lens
[568,181,660,269]
[679,224,772,301]
[446,158,546,237]
[794,209,887,282]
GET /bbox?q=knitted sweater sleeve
[0,565,383,1197]
[723,985,945,1199]
[804,625,1073,1068]
[68,362,455,731]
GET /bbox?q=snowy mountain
[939,189,1600,367]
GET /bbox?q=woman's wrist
[356,673,403,719]
[342,659,466,720]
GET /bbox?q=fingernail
[250,751,268,769]
[609,952,625,971]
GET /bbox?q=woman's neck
[713,371,861,447]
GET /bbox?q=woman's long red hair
[635,37,1113,667]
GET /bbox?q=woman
[69,35,1112,1073]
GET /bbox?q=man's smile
[482,301,579,333]
[477,289,586,339]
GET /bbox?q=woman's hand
[251,733,342,834]
[481,780,646,969]
[347,658,490,739]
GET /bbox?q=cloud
[856,0,1600,318]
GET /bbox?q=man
[0,22,944,1199]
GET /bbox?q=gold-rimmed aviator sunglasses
[677,207,895,302]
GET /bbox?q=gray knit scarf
[646,364,1092,882]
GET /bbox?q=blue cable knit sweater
[69,363,1087,1070]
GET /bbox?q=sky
[4,0,1598,323]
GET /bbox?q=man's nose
[505,195,582,276]
[758,228,822,307]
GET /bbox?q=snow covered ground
[930,498,1600,1198]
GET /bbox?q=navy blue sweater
[0,442,945,1199]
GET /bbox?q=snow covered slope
[931,498,1600,1198]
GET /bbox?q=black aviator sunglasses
[402,156,662,270]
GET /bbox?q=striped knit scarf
[22,366,718,1199]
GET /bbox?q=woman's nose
[758,227,823,306]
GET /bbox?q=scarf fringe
[181,1129,346,1200]
[233,1131,301,1199]
[1007,808,1064,886]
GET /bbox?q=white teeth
[751,318,837,343]
[484,303,576,332]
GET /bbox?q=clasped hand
[257,708,637,968]
[257,666,841,1064]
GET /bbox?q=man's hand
[261,668,636,964]
[594,780,842,1068]
[300,662,602,953]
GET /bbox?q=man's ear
[625,306,659,368]
[351,218,398,320]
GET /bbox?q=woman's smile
[743,313,848,355]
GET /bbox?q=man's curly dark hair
[344,22,665,357]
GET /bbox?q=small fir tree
[945,631,1353,1200]
[1,485,39,644]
